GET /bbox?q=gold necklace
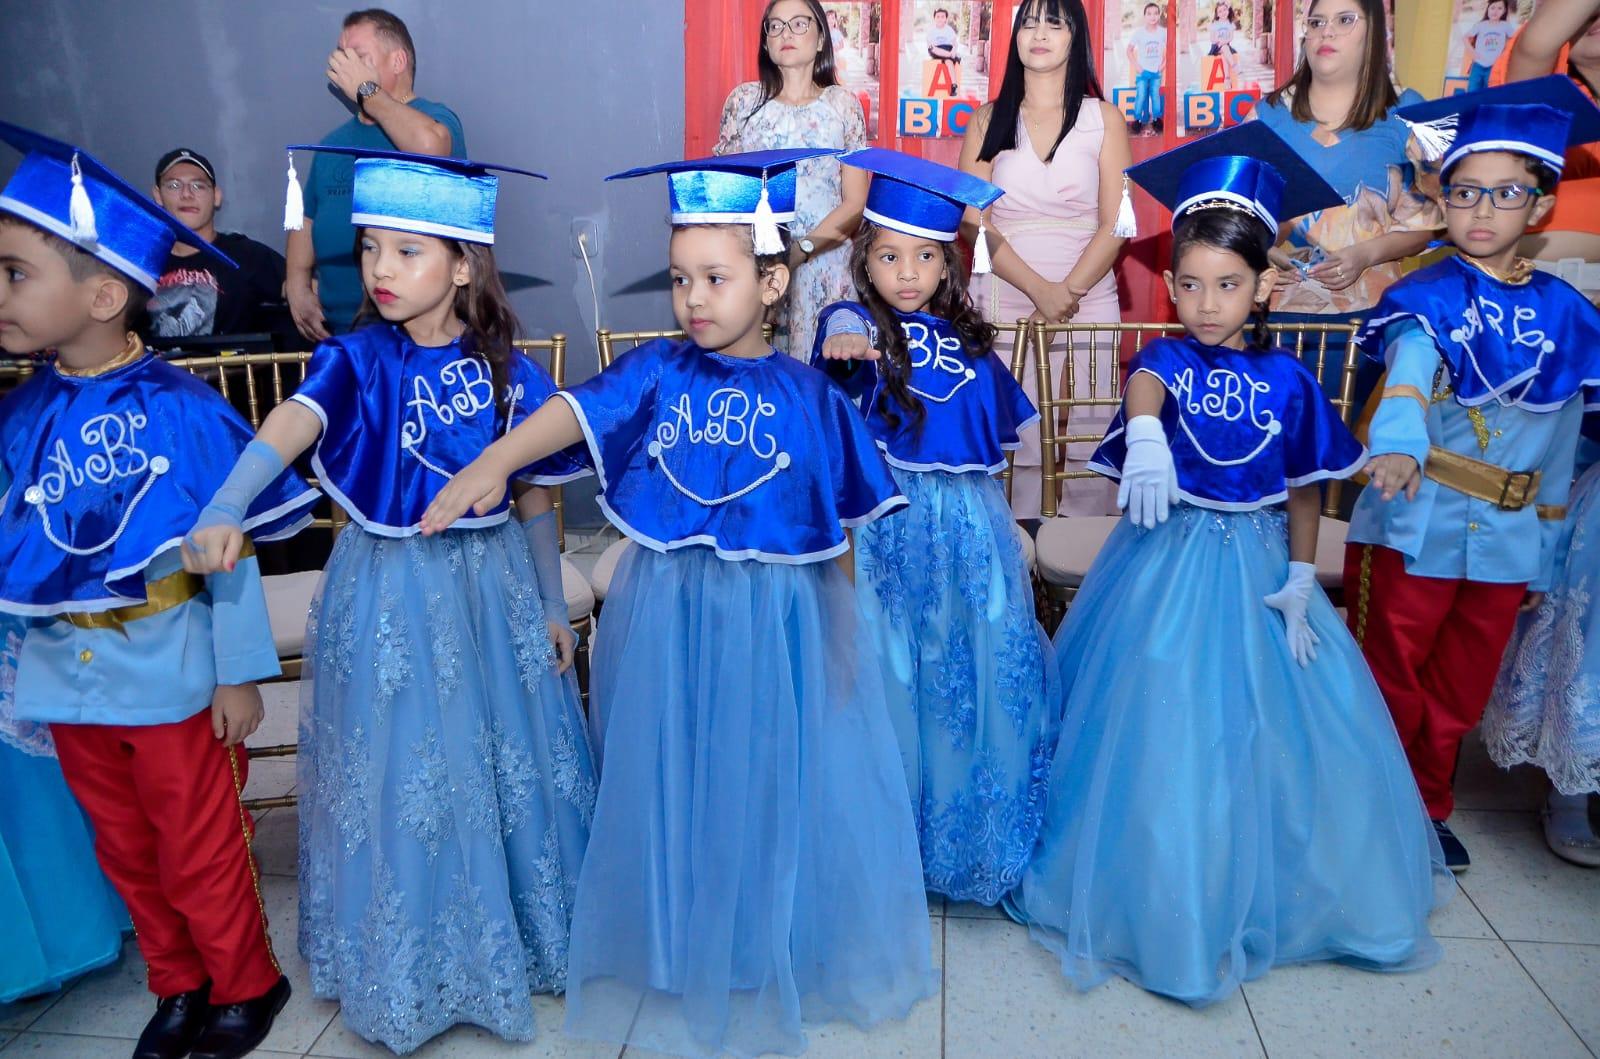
[56,332,145,378]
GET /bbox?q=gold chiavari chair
[1028,320,1364,627]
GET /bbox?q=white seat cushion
[562,554,595,624]
[1035,515,1122,587]
[589,538,633,602]
[1015,520,1036,572]
[264,570,321,657]
[1315,515,1349,590]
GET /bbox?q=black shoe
[133,982,211,1059]
[1433,819,1470,872]
[1130,119,1145,134]
[1152,116,1165,134]
[188,976,290,1059]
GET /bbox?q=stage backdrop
[686,0,1413,324]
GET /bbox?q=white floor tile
[942,916,1264,1058]
[1508,941,1600,1053]
[252,681,303,748]
[257,873,341,1054]
[1454,730,1548,813]
[2,1032,147,1056]
[253,807,300,877]
[944,899,1006,920]
[1452,811,1600,944]
[309,995,615,1057]
[1244,937,1589,1058]
[1428,881,1497,941]
[0,992,62,1032]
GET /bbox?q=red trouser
[51,708,280,1003]
[1345,543,1527,820]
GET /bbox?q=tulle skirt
[565,545,936,1057]
[0,620,127,1004]
[1007,506,1451,1007]
[297,522,595,1054]
[854,467,1059,903]
[1485,462,1600,794]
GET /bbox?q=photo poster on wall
[823,1,885,140]
[1181,0,1277,133]
[895,0,995,138]
[1105,0,1171,134]
[1443,0,1537,95]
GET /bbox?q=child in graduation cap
[1349,75,1600,872]
[420,149,936,1058]
[810,148,1060,907]
[1005,124,1451,1008]
[0,123,318,1059]
[182,147,596,1053]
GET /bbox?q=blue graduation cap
[1125,122,1344,232]
[839,147,1004,272]
[1395,74,1600,174]
[0,120,233,292]
[606,148,836,256]
[284,145,546,245]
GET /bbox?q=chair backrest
[596,324,776,370]
[1026,320,1363,519]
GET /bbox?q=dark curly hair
[849,223,997,433]
[1170,207,1274,351]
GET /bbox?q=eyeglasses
[160,178,214,195]
[1019,14,1069,30]
[1304,11,1364,35]
[764,15,815,37]
[1440,182,1542,209]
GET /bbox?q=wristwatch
[356,80,380,109]
[798,237,816,261]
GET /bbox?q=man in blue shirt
[286,8,465,340]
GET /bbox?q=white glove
[1116,415,1180,529]
[1264,561,1321,667]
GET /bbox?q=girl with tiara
[421,149,937,1058]
[811,149,1059,906]
[1005,126,1451,1006]
[183,148,596,1053]
[0,615,127,1003]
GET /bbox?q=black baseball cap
[155,148,216,184]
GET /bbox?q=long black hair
[751,0,839,120]
[1170,207,1274,350]
[849,224,998,433]
[978,0,1102,164]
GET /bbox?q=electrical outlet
[571,217,600,260]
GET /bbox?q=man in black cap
[147,147,291,348]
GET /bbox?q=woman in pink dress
[960,0,1130,521]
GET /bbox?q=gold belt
[1424,446,1543,512]
[61,539,254,629]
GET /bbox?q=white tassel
[68,153,97,246]
[283,152,304,231]
[752,177,784,257]
[1112,174,1137,239]
[973,220,993,274]
[1403,116,1458,163]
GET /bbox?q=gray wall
[0,0,687,527]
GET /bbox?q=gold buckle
[1497,470,1539,511]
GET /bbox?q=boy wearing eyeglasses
[148,148,291,348]
[1345,77,1600,872]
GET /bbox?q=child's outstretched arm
[421,397,584,535]
[1265,484,1323,668]
[514,483,577,674]
[183,401,322,575]
[1363,321,1436,501]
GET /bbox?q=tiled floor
[3,702,1596,1057]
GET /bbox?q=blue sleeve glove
[522,509,570,627]
[190,440,285,539]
